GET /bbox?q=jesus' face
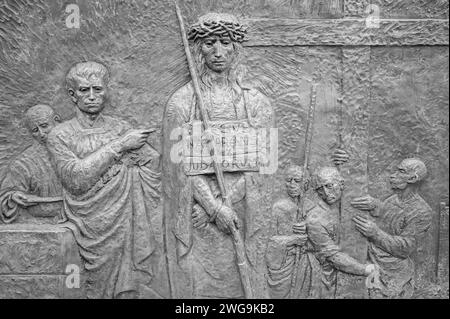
[201,35,236,73]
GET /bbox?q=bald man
[0,104,63,224]
[352,158,432,298]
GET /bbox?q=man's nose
[214,42,224,58]
[38,128,46,138]
[89,87,95,100]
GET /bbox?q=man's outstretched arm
[308,216,372,276]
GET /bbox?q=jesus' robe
[47,114,165,299]
[162,82,276,298]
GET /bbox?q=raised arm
[361,211,431,259]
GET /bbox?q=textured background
[0,0,448,298]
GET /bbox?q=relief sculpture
[0,0,447,300]
[46,62,166,299]
[0,105,63,224]
[351,158,433,299]
[163,12,275,299]
[266,164,380,299]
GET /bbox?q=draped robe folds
[368,193,432,299]
[47,115,165,299]
[162,82,275,299]
[265,197,323,299]
[0,143,63,224]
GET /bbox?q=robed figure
[265,165,321,299]
[352,158,432,298]
[162,13,276,298]
[47,62,166,299]
[0,105,63,224]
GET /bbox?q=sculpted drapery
[163,80,276,298]
[48,114,163,298]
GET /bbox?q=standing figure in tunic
[47,61,165,298]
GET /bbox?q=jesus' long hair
[191,39,247,106]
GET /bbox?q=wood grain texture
[344,0,449,18]
[372,0,449,19]
[335,47,371,299]
[246,18,449,46]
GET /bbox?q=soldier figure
[265,165,312,298]
[352,158,432,298]
[304,166,378,298]
[265,149,353,299]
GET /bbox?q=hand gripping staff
[289,79,318,298]
[173,1,254,298]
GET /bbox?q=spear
[289,79,318,297]
[173,1,254,298]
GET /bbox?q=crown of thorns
[188,18,248,43]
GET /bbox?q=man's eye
[94,87,103,91]
[79,88,88,92]
[222,41,231,45]
[40,124,48,128]
[294,179,301,183]
[32,128,38,133]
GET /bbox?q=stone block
[0,224,85,298]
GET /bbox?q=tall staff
[290,79,318,297]
[173,1,254,298]
[336,76,345,244]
